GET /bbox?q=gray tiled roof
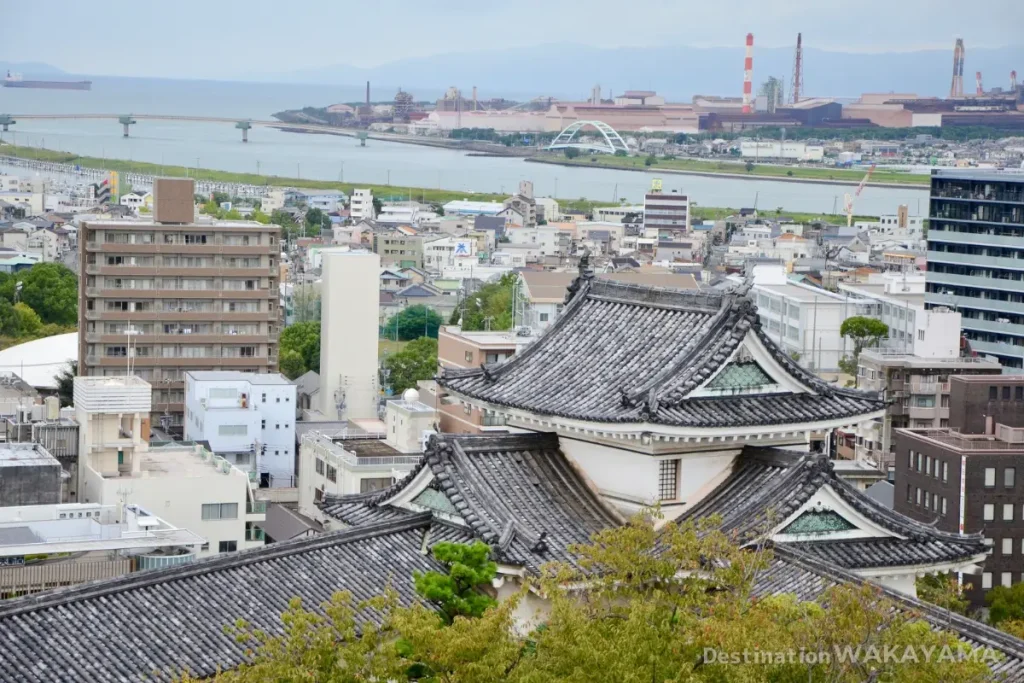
[680,447,987,569]
[322,433,624,572]
[0,514,445,682]
[439,277,883,427]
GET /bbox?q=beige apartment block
[78,179,282,433]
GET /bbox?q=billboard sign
[454,239,473,257]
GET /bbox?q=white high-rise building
[319,249,381,420]
[184,371,297,488]
[350,189,376,222]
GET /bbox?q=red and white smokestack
[742,33,754,114]
[1012,70,1018,91]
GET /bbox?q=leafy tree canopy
[56,360,76,407]
[987,582,1024,626]
[840,316,890,355]
[382,337,437,395]
[414,541,497,624]
[385,305,442,341]
[279,321,320,379]
[0,264,78,327]
[451,273,516,332]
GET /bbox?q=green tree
[386,305,442,341]
[0,299,20,337]
[840,316,890,357]
[745,160,755,172]
[13,303,41,337]
[382,337,437,394]
[279,350,306,381]
[987,582,1024,626]
[304,208,330,236]
[249,208,271,224]
[563,147,580,159]
[212,191,230,205]
[644,154,657,166]
[270,210,298,239]
[452,273,516,331]
[279,321,320,379]
[613,149,628,157]
[56,360,76,407]
[201,199,219,216]
[17,263,78,325]
[917,574,970,616]
[414,541,497,624]
[372,196,383,216]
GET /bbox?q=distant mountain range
[0,61,68,77]
[250,43,1024,102]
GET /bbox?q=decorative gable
[781,509,856,535]
[411,488,458,516]
[704,360,775,392]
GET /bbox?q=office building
[643,188,690,234]
[319,249,380,420]
[895,375,1024,608]
[184,371,297,488]
[78,178,282,432]
[926,170,1024,368]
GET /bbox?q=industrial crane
[844,164,876,227]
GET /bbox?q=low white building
[260,190,285,214]
[298,389,436,522]
[75,376,266,558]
[739,141,825,162]
[534,197,560,223]
[505,226,572,259]
[442,200,504,217]
[184,371,298,488]
[306,192,346,214]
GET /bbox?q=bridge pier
[235,121,252,143]
[118,115,137,138]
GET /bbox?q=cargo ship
[3,72,91,91]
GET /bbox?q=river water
[0,76,930,214]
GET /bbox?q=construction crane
[976,71,984,96]
[843,164,876,227]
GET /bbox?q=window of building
[1017,387,1024,401]
[1004,538,1014,555]
[941,497,947,516]
[261,419,266,429]
[218,425,247,436]
[991,386,999,400]
[985,504,995,521]
[908,450,914,468]
[924,492,930,510]
[925,456,931,473]
[916,453,922,472]
[918,329,925,341]
[315,458,324,475]
[943,462,948,483]
[658,460,679,501]
[1005,504,1015,521]
[1004,386,1013,400]
[916,488,921,505]
[986,468,997,487]
[218,540,238,553]
[360,477,393,493]
[326,465,337,483]
[906,484,912,502]
[539,313,549,322]
[1003,573,1013,588]
[464,351,473,363]
[200,542,210,552]
[201,502,239,520]
[982,573,993,589]
[1008,468,1017,488]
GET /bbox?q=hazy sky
[3,0,1021,79]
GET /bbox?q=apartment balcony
[932,189,1024,204]
[85,287,271,300]
[836,443,856,460]
[928,272,1024,295]
[85,242,274,255]
[967,338,1024,360]
[85,333,267,345]
[926,293,1024,318]
[927,249,1024,273]
[907,406,939,421]
[85,265,270,278]
[927,229,1024,249]
[85,356,274,368]
[245,527,265,542]
[908,380,949,395]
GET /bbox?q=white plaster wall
[873,573,917,598]
[557,437,659,506]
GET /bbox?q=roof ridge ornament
[564,247,594,304]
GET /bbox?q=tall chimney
[742,33,754,114]
[366,81,370,105]
[472,85,478,111]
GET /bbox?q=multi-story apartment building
[643,188,690,234]
[78,179,282,432]
[350,188,375,222]
[926,170,1024,369]
[895,375,1024,608]
[183,371,297,488]
[372,227,423,269]
[855,352,1001,469]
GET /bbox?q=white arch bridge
[546,120,629,154]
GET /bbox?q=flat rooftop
[0,443,58,468]
[111,445,248,480]
[859,350,1002,370]
[840,283,926,307]
[757,283,849,304]
[186,371,291,386]
[899,427,1024,453]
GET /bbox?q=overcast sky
[3,0,1021,80]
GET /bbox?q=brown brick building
[78,179,282,433]
[894,375,1024,607]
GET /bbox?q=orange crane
[844,164,876,227]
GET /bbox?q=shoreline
[524,156,930,190]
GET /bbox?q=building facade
[926,170,1024,368]
[350,189,375,222]
[184,371,297,487]
[78,179,282,432]
[643,189,690,234]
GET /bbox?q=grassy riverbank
[1,143,876,222]
[532,153,930,187]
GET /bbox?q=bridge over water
[0,113,370,143]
